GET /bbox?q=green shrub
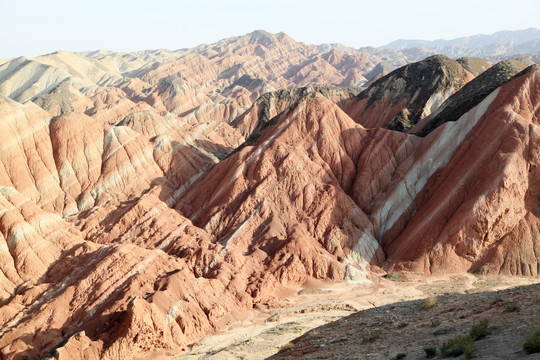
[524,335,540,354]
[278,342,294,353]
[440,335,475,358]
[469,319,489,341]
[503,301,520,312]
[395,353,406,359]
[423,296,439,310]
[424,346,437,358]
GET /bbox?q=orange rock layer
[0,32,539,359]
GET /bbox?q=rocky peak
[247,30,276,47]
[155,75,192,97]
[347,54,473,131]
[415,59,529,136]
[232,86,362,141]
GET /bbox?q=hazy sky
[1,0,539,58]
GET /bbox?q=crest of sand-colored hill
[0,30,539,359]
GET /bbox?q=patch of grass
[431,318,441,327]
[423,296,439,310]
[266,322,302,335]
[278,342,294,353]
[384,272,409,282]
[502,301,520,312]
[524,335,540,354]
[307,330,320,340]
[440,318,492,358]
[440,335,475,358]
[424,346,437,358]
[395,353,407,359]
[469,319,489,341]
[361,328,382,343]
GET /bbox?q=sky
[1,0,539,58]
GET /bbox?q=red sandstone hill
[0,31,539,359]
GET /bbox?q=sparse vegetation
[469,319,489,341]
[398,322,408,328]
[278,342,295,353]
[423,296,439,310]
[439,319,490,358]
[385,272,409,282]
[424,346,437,358]
[266,322,302,335]
[523,335,540,354]
[524,315,540,354]
[440,335,475,358]
[502,300,520,312]
[361,328,382,343]
[431,318,441,327]
[307,330,320,340]
[395,353,407,359]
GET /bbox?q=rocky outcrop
[383,64,540,275]
[414,59,528,136]
[231,86,362,139]
[345,55,475,131]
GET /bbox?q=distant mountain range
[381,27,540,57]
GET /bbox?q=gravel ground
[269,281,540,360]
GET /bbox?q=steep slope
[0,92,409,359]
[231,86,362,139]
[345,55,474,131]
[0,102,241,359]
[381,64,540,275]
[414,59,528,136]
[0,57,84,102]
[1,31,539,360]
[32,81,93,116]
[176,93,417,285]
[0,52,122,103]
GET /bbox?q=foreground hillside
[0,31,539,359]
[271,278,540,360]
[179,274,539,359]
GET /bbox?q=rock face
[344,55,475,131]
[413,59,528,136]
[0,31,539,359]
[231,86,362,139]
[384,64,540,274]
